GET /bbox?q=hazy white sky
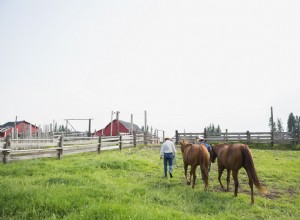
[1,0,299,137]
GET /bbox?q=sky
[1,0,299,137]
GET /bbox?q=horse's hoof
[187,182,191,185]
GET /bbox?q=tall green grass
[0,146,299,219]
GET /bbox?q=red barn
[0,121,39,138]
[95,119,142,136]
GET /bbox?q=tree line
[269,112,300,133]
[204,112,299,136]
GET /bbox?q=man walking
[160,137,176,178]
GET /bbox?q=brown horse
[211,143,266,204]
[180,139,210,190]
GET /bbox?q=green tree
[287,113,296,132]
[277,118,284,132]
[205,123,221,136]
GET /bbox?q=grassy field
[0,145,299,219]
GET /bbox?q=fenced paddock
[0,132,159,163]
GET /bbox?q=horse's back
[183,144,208,165]
[219,143,248,170]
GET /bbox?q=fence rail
[1,132,160,164]
[175,130,299,145]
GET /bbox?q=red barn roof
[95,119,142,136]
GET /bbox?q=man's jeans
[164,153,174,176]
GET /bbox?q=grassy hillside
[0,146,299,219]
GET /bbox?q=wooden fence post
[97,136,102,154]
[270,107,274,147]
[57,135,63,160]
[246,131,250,144]
[133,132,137,147]
[225,129,228,142]
[2,135,11,164]
[144,132,147,145]
[175,130,179,145]
[119,135,122,150]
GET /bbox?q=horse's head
[180,139,189,153]
[210,144,217,163]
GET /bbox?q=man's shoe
[169,172,173,178]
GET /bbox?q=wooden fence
[0,132,159,164]
[175,130,300,145]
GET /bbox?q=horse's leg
[226,169,231,191]
[232,169,239,197]
[190,166,197,189]
[246,169,254,204]
[218,167,225,190]
[184,163,190,185]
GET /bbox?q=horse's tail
[241,145,266,194]
[200,147,210,178]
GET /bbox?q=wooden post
[163,131,165,142]
[204,128,207,139]
[2,135,11,164]
[97,136,102,154]
[144,132,147,145]
[225,129,228,142]
[50,123,53,139]
[88,119,92,137]
[110,111,114,136]
[133,131,137,147]
[14,116,17,139]
[116,111,120,136]
[30,123,32,139]
[131,114,133,134]
[271,106,274,147]
[246,131,250,144]
[65,120,68,137]
[57,135,63,160]
[119,135,122,150]
[175,130,179,145]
